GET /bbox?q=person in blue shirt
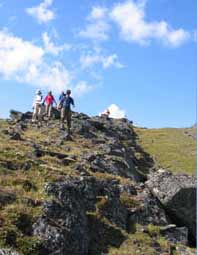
[59,91,66,104]
[59,89,75,132]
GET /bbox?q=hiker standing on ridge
[59,89,75,133]
[101,109,110,119]
[32,90,43,126]
[59,91,66,102]
[58,91,66,109]
[43,91,57,120]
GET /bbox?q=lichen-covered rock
[175,246,196,255]
[0,250,20,255]
[33,179,89,255]
[81,149,144,182]
[46,177,129,229]
[33,177,129,254]
[118,183,137,196]
[9,131,22,141]
[0,191,16,207]
[146,169,196,243]
[10,110,32,122]
[160,225,188,245]
[129,188,170,226]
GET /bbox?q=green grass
[108,230,168,255]
[134,127,196,175]
[120,193,140,209]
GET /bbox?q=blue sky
[0,0,196,128]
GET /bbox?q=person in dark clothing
[59,89,75,132]
[58,91,66,104]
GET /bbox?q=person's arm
[43,96,47,104]
[40,95,44,104]
[59,95,61,101]
[32,97,35,108]
[40,96,45,106]
[53,96,57,106]
[59,97,64,108]
[71,98,75,107]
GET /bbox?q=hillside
[0,110,196,255]
[134,127,196,176]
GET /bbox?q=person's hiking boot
[60,124,65,131]
[67,128,73,136]
[65,133,73,141]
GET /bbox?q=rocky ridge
[0,110,196,255]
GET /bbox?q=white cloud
[79,6,110,41]
[0,30,86,94]
[110,1,190,47]
[80,52,124,69]
[73,81,93,97]
[20,61,72,93]
[79,21,110,41]
[26,0,55,24]
[0,30,44,77]
[42,32,71,56]
[79,1,190,47]
[99,104,126,119]
[89,6,107,20]
[102,54,124,69]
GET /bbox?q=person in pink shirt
[43,91,57,120]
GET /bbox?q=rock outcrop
[146,169,196,244]
[33,177,129,254]
[129,187,170,226]
[0,250,19,255]
[160,225,188,245]
[9,110,32,122]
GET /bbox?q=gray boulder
[10,110,32,122]
[33,179,89,255]
[175,246,196,255]
[160,225,188,245]
[129,188,170,227]
[0,250,20,255]
[9,131,22,141]
[0,191,16,206]
[146,169,196,243]
[33,177,129,254]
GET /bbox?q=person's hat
[36,89,41,95]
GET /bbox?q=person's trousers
[61,108,72,130]
[45,104,52,119]
[32,104,42,122]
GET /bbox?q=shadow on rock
[87,214,126,255]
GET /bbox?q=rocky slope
[0,110,196,255]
